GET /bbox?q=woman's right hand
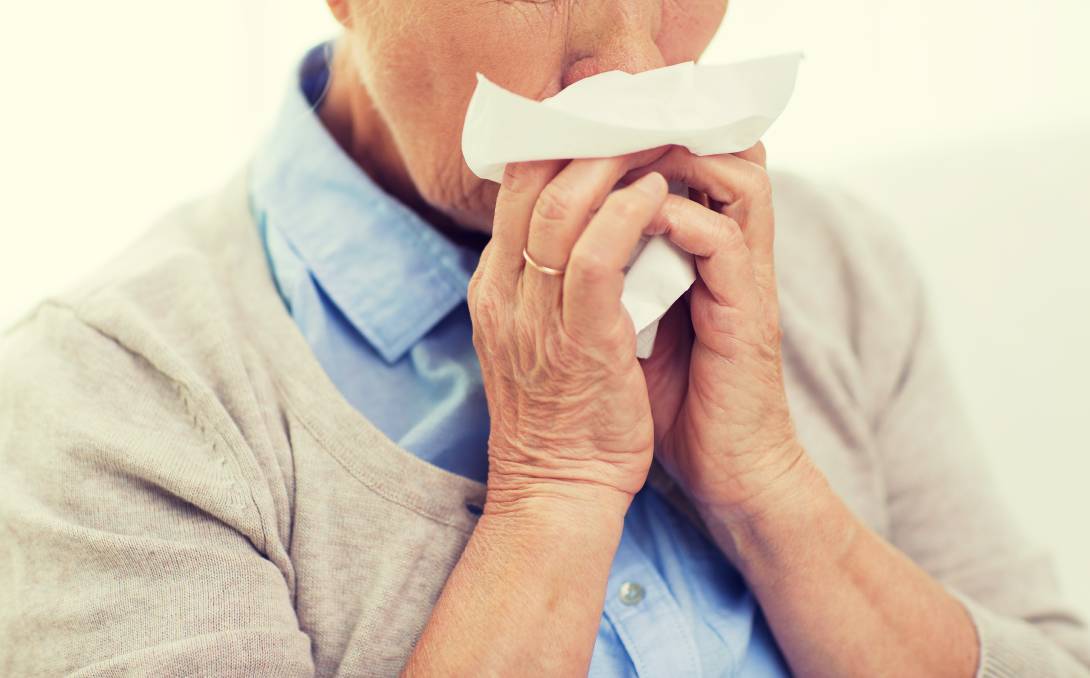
[468,152,670,514]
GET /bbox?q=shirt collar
[250,42,475,364]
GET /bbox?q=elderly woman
[1,1,1088,676]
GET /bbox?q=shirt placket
[603,529,703,678]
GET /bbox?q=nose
[562,40,665,89]
[560,2,666,90]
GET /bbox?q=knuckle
[691,297,748,349]
[664,145,691,165]
[502,162,523,183]
[467,273,481,303]
[568,249,612,285]
[741,141,768,165]
[469,289,503,331]
[467,271,486,308]
[502,162,533,195]
[533,181,574,224]
[662,148,695,182]
[467,248,494,305]
[604,191,647,222]
[716,216,747,251]
[467,255,487,294]
[470,321,490,355]
[608,200,641,223]
[747,165,773,201]
[625,146,671,172]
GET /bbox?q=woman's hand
[412,154,678,676]
[469,151,673,513]
[629,145,812,535]
[614,147,987,678]
[424,147,988,678]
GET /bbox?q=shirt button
[618,581,645,606]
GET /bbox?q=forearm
[404,486,629,676]
[702,458,979,678]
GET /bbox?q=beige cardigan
[1,169,1087,677]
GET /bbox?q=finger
[522,148,670,302]
[733,141,767,168]
[562,172,669,339]
[489,159,566,278]
[647,195,760,313]
[525,148,670,271]
[625,147,775,262]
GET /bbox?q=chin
[443,174,501,235]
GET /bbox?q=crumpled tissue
[462,53,802,357]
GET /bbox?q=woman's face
[331,0,728,231]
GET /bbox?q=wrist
[476,478,630,590]
[484,472,633,525]
[414,463,633,675]
[695,451,856,579]
[485,440,646,522]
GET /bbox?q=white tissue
[462,53,802,357]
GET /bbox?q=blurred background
[1,1,1087,614]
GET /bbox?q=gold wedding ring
[522,248,565,277]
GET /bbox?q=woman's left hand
[630,148,986,678]
[630,144,810,535]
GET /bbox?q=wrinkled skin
[322,9,987,678]
[322,0,726,230]
[323,0,804,523]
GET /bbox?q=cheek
[658,0,728,62]
[366,5,566,210]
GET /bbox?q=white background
[2,2,1088,618]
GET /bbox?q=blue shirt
[250,42,790,678]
